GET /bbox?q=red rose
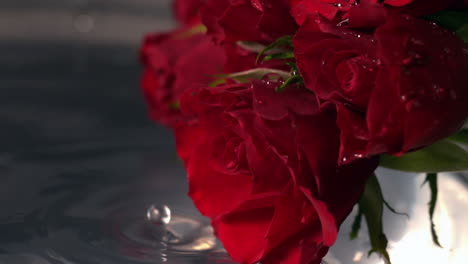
[173,0,203,26]
[140,28,225,127]
[200,0,297,43]
[289,0,357,25]
[175,80,378,264]
[294,12,468,164]
[374,0,466,17]
[289,0,466,26]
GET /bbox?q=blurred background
[0,1,467,264]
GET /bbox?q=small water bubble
[353,154,363,159]
[147,205,171,225]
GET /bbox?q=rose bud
[294,11,468,164]
[175,80,378,264]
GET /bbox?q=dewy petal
[173,37,226,95]
[257,0,298,40]
[300,187,337,246]
[214,207,274,264]
[175,82,380,264]
[264,184,312,254]
[140,30,224,127]
[347,1,386,29]
[366,68,405,155]
[218,2,263,42]
[336,104,369,164]
[371,13,468,154]
[261,229,329,264]
[186,132,254,217]
[201,0,296,43]
[295,114,340,195]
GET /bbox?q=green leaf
[448,129,468,144]
[425,10,468,32]
[209,68,292,87]
[425,9,468,42]
[208,78,227,87]
[350,208,363,240]
[168,101,180,110]
[212,68,291,84]
[285,62,299,74]
[380,139,468,173]
[359,174,392,264]
[256,35,293,63]
[236,41,268,53]
[263,52,295,62]
[424,173,442,247]
[275,75,303,93]
[383,199,409,218]
[174,24,207,39]
[456,23,468,42]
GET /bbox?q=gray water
[0,1,467,264]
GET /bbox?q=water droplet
[256,99,264,104]
[147,205,171,225]
[353,154,363,159]
[341,156,348,163]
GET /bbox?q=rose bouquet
[140,0,468,263]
